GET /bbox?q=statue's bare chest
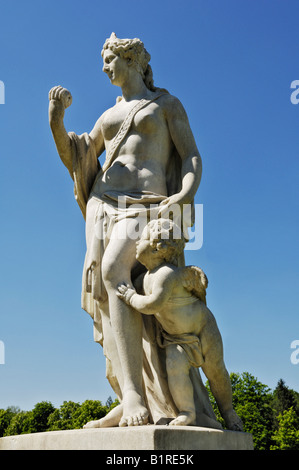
[102,101,164,141]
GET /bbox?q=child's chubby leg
[166,344,196,426]
[200,314,243,431]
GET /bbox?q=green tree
[47,401,81,431]
[4,411,33,436]
[272,379,299,419]
[231,372,275,450]
[0,407,20,437]
[106,396,113,408]
[30,401,56,433]
[270,407,299,450]
[47,399,116,430]
[0,397,120,435]
[111,398,120,409]
[72,400,108,428]
[3,402,56,436]
[206,371,274,450]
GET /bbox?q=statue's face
[135,237,152,264]
[102,48,129,86]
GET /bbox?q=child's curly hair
[142,218,185,265]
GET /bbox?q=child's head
[140,218,185,265]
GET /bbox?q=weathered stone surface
[0,426,253,450]
[47,33,244,434]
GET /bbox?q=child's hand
[117,283,136,304]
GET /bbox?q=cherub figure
[117,219,243,430]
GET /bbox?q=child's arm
[117,272,174,315]
[133,272,145,294]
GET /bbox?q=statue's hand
[117,283,136,304]
[48,85,72,109]
[158,193,185,217]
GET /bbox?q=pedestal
[0,425,253,450]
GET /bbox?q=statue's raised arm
[49,85,104,219]
[48,86,73,172]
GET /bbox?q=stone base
[0,425,253,450]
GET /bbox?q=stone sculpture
[48,33,242,431]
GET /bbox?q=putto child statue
[118,219,243,431]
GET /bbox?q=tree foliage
[270,407,299,450]
[271,379,299,419]
[206,372,298,450]
[0,398,119,437]
[231,372,275,450]
[206,372,274,449]
[47,399,108,430]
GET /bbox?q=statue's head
[101,33,156,91]
[138,218,185,265]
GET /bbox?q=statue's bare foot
[223,409,244,432]
[169,412,196,426]
[83,404,123,429]
[83,419,102,429]
[119,390,149,427]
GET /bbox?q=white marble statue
[48,33,240,430]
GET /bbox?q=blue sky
[0,0,298,411]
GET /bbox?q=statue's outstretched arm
[48,86,73,173]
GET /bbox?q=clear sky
[0,0,298,411]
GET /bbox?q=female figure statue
[49,33,223,429]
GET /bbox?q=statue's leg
[200,319,243,431]
[166,344,196,426]
[101,217,149,427]
[83,301,124,428]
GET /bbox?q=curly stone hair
[142,218,185,265]
[101,32,156,91]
